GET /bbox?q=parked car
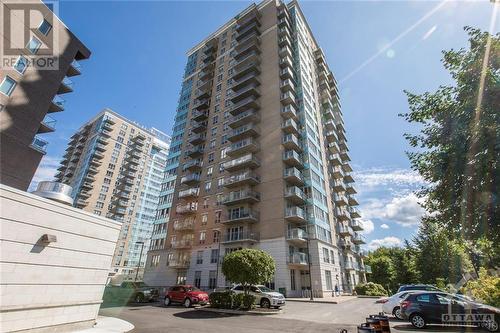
[400,291,499,332]
[103,281,160,304]
[163,285,209,308]
[397,284,442,293]
[231,285,286,309]
[379,291,414,319]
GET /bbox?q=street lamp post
[134,241,145,282]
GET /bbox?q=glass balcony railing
[288,252,308,265]
[30,136,49,154]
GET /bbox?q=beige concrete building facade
[144,0,370,296]
[0,0,90,191]
[0,184,121,332]
[54,109,170,279]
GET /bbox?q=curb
[195,306,281,316]
[357,296,383,299]
[286,299,339,304]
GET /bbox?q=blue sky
[32,0,498,249]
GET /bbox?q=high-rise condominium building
[55,109,170,278]
[0,0,90,191]
[144,0,370,296]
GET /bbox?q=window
[0,76,17,96]
[199,231,206,244]
[205,181,212,192]
[416,294,431,303]
[330,250,335,264]
[201,213,208,225]
[203,197,209,208]
[210,249,219,263]
[290,269,296,290]
[26,37,42,54]
[38,19,52,35]
[323,248,330,263]
[213,230,220,243]
[208,152,214,163]
[207,166,213,176]
[150,255,160,267]
[208,270,217,289]
[13,56,28,74]
[320,270,332,292]
[215,210,222,223]
[194,271,202,288]
[196,251,203,264]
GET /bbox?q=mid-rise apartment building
[0,0,90,190]
[55,109,170,278]
[144,0,370,296]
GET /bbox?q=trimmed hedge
[355,282,388,296]
[209,291,257,310]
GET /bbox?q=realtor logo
[1,0,60,70]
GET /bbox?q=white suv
[231,285,286,309]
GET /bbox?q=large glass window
[26,37,42,54]
[0,76,16,96]
[13,56,28,74]
[38,19,52,35]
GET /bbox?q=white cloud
[354,167,425,190]
[422,25,437,40]
[28,156,60,191]
[367,236,402,250]
[380,223,390,229]
[360,218,374,234]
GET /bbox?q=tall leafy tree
[400,27,500,266]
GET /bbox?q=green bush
[233,293,244,309]
[355,282,388,296]
[461,268,500,307]
[209,291,234,309]
[241,294,256,310]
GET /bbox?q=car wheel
[163,297,171,306]
[410,314,426,329]
[184,298,192,308]
[484,319,499,332]
[393,306,403,320]
[135,294,144,303]
[260,298,271,309]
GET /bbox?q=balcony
[340,151,351,162]
[234,33,260,54]
[48,96,65,113]
[328,142,340,154]
[30,136,48,154]
[286,228,308,244]
[232,61,261,81]
[186,146,204,158]
[279,67,294,80]
[236,21,261,41]
[87,165,99,174]
[173,219,195,231]
[224,209,259,224]
[67,59,82,76]
[188,133,206,145]
[278,35,292,47]
[332,179,345,192]
[168,259,191,269]
[201,52,216,64]
[281,105,298,120]
[176,204,197,215]
[231,84,260,104]
[287,252,308,266]
[338,225,354,237]
[227,138,259,156]
[57,77,74,94]
[283,150,303,168]
[353,233,366,245]
[344,262,356,271]
[339,238,352,249]
[126,156,140,165]
[282,134,301,151]
[180,173,201,185]
[344,173,354,183]
[229,109,260,128]
[199,68,214,82]
[333,194,348,206]
[234,40,261,61]
[112,207,126,215]
[228,124,259,142]
[342,163,353,173]
[182,160,203,172]
[280,78,295,92]
[223,190,260,205]
[38,115,56,133]
[192,121,207,134]
[194,98,210,111]
[101,129,112,138]
[326,130,338,143]
[285,207,306,223]
[279,56,293,69]
[224,171,260,188]
[284,167,304,186]
[281,118,299,135]
[178,187,199,199]
[222,231,260,244]
[229,96,260,116]
[285,186,306,205]
[348,195,359,206]
[75,198,89,208]
[346,184,357,195]
[230,72,261,93]
[203,39,217,55]
[331,167,344,179]
[171,239,193,249]
[280,91,296,106]
[335,208,350,221]
[222,153,260,171]
[350,219,363,231]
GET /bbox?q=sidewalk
[74,316,134,333]
[286,295,357,304]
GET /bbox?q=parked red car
[163,285,209,308]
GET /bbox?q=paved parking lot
[100,298,481,333]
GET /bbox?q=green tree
[221,249,276,294]
[400,27,500,266]
[461,268,500,307]
[365,250,396,292]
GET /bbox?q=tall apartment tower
[0,0,90,190]
[55,109,170,278]
[144,0,370,296]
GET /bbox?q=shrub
[209,291,234,309]
[461,268,500,307]
[355,282,388,296]
[241,294,256,310]
[233,293,244,309]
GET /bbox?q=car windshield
[185,286,200,292]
